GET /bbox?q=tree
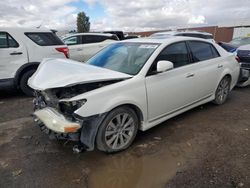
[77,12,90,33]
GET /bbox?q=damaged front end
[29,59,132,151]
[32,81,120,151]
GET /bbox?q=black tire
[19,69,36,97]
[213,76,231,105]
[96,106,139,153]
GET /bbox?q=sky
[0,0,250,32]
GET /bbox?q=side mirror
[157,60,174,73]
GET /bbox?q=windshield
[229,37,250,47]
[86,42,159,75]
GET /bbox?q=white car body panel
[0,27,66,80]
[30,37,240,132]
[28,58,132,90]
[63,33,117,62]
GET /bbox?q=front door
[0,32,27,79]
[145,41,198,122]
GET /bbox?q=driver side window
[157,42,190,68]
[149,42,190,73]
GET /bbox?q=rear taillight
[56,47,69,58]
[235,55,240,63]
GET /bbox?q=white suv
[0,28,69,96]
[62,33,118,62]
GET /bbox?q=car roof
[0,27,53,33]
[120,36,213,45]
[64,32,114,38]
[151,30,213,36]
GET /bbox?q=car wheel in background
[96,106,139,153]
[20,69,36,97]
[213,76,231,105]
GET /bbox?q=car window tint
[63,36,78,45]
[0,32,8,48]
[157,42,190,68]
[25,32,64,46]
[82,35,108,44]
[0,32,19,48]
[8,34,19,48]
[188,41,217,62]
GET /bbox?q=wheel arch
[14,62,40,87]
[109,103,144,124]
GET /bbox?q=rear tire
[20,69,36,97]
[213,76,231,105]
[96,106,139,153]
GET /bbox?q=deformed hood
[28,58,132,90]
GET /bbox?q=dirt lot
[0,87,250,188]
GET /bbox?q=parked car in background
[29,37,239,153]
[230,37,250,47]
[236,44,250,87]
[218,37,250,52]
[217,42,237,52]
[150,31,215,42]
[124,35,140,39]
[218,37,250,86]
[62,33,118,62]
[0,27,68,96]
[103,31,125,40]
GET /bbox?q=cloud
[0,0,250,32]
[0,0,78,29]
[85,0,250,31]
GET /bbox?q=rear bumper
[33,107,81,133]
[238,63,250,84]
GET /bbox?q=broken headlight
[59,99,87,117]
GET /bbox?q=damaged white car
[29,37,240,153]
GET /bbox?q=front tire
[96,107,139,153]
[20,69,36,97]
[213,76,231,105]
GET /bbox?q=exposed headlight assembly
[59,99,87,116]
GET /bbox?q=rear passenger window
[0,32,19,48]
[156,42,190,68]
[188,41,220,62]
[25,32,64,46]
[63,36,80,45]
[0,33,8,48]
[82,35,108,44]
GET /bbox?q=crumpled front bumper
[33,107,81,133]
[33,106,107,151]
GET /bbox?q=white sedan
[29,37,240,153]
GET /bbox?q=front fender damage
[77,113,107,151]
[34,111,107,152]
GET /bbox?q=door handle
[10,52,23,55]
[218,64,223,68]
[76,48,83,51]
[186,73,194,78]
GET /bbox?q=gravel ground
[0,87,249,188]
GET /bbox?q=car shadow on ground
[0,88,27,99]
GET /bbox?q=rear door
[187,41,222,98]
[0,32,28,79]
